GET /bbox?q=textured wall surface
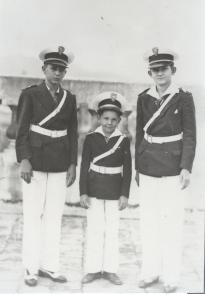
[0,76,204,209]
[0,75,148,107]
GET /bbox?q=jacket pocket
[29,131,43,147]
[171,149,181,156]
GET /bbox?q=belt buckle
[98,166,106,174]
[147,134,153,143]
[51,130,58,138]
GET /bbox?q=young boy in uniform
[15,46,78,286]
[135,48,196,292]
[80,92,132,285]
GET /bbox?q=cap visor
[149,61,173,68]
[98,106,122,115]
[44,61,68,68]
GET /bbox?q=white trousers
[85,198,119,273]
[22,171,67,274]
[139,174,186,285]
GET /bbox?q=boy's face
[148,65,175,87]
[99,110,121,136]
[42,64,66,85]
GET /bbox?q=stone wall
[0,75,204,209]
[0,75,145,203]
[0,75,148,106]
[0,75,146,154]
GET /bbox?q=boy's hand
[180,169,190,190]
[80,194,90,209]
[119,196,128,210]
[135,170,140,186]
[66,164,76,187]
[20,159,33,183]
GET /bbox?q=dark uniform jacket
[15,81,78,172]
[80,127,132,200]
[135,84,196,177]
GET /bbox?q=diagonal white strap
[93,135,125,164]
[39,90,67,126]
[143,91,177,133]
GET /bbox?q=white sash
[93,135,125,164]
[39,90,67,126]
[143,91,177,132]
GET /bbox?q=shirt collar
[147,83,179,99]
[45,82,60,93]
[94,126,122,138]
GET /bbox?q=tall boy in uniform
[15,46,78,286]
[80,92,132,285]
[135,48,196,292]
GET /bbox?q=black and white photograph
[0,0,204,293]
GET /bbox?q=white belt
[30,124,67,138]
[90,163,122,174]
[144,132,183,144]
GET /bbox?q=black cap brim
[149,61,174,69]
[97,106,122,115]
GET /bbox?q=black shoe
[103,272,123,285]
[138,276,159,288]
[82,272,102,284]
[24,269,38,287]
[38,269,67,283]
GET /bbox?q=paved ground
[0,201,204,294]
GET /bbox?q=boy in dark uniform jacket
[80,92,132,285]
[135,48,196,293]
[15,46,77,286]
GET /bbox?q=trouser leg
[40,172,67,272]
[103,200,119,273]
[22,171,46,273]
[159,176,185,285]
[139,174,162,279]
[84,198,105,273]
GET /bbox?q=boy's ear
[172,66,177,74]
[148,70,152,77]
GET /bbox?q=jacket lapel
[157,93,180,118]
[36,82,57,113]
[42,87,69,127]
[148,83,180,119]
[146,90,180,132]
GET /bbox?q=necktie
[159,94,169,106]
[51,91,59,104]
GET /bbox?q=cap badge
[110,92,117,101]
[152,47,159,56]
[58,46,65,55]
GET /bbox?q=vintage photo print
[0,0,204,293]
